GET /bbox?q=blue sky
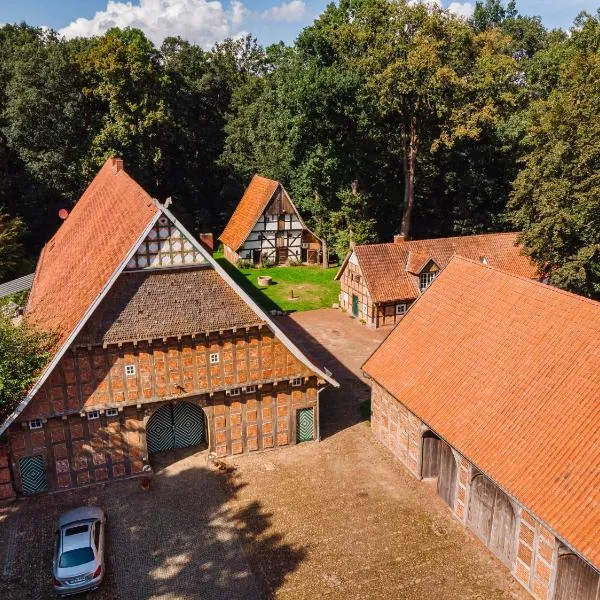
[0,0,598,48]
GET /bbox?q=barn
[0,158,337,500]
[336,232,538,328]
[219,174,323,266]
[362,256,600,600]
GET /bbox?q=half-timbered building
[336,232,539,328]
[219,174,323,266]
[0,158,337,499]
[363,256,600,600]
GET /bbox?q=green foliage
[509,12,600,299]
[0,210,26,281]
[0,316,55,419]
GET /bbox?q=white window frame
[28,419,43,430]
[106,408,119,417]
[362,303,368,315]
[419,271,437,292]
[228,388,241,397]
[125,364,136,376]
[87,410,100,421]
[245,385,257,394]
[395,303,407,315]
[291,378,303,387]
[209,352,220,364]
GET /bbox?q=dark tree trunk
[400,119,418,240]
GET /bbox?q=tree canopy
[0,2,597,299]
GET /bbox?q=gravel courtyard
[0,310,528,599]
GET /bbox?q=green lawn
[216,254,340,313]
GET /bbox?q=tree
[0,210,26,281]
[508,13,600,299]
[0,316,54,420]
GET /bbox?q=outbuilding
[219,174,323,266]
[363,256,599,600]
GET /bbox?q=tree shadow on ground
[0,453,305,600]
[273,315,371,439]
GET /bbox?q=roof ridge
[450,255,600,309]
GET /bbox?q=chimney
[393,234,405,244]
[111,157,124,173]
[199,233,214,255]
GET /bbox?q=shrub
[0,317,55,420]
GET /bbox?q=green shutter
[19,455,48,495]
[296,408,314,443]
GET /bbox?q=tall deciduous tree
[509,12,600,299]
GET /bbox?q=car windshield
[59,547,94,568]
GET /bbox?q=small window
[245,385,256,394]
[87,410,100,421]
[209,353,220,364]
[125,364,136,376]
[229,388,240,396]
[355,274,361,284]
[65,525,89,536]
[362,303,368,314]
[28,419,43,430]
[106,408,118,417]
[291,378,303,387]
[396,303,407,315]
[419,271,437,292]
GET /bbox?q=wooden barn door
[421,432,440,479]
[437,442,457,509]
[554,553,600,600]
[468,474,516,567]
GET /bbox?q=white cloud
[447,2,475,19]
[262,0,306,22]
[58,0,306,47]
[408,0,475,20]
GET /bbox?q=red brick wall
[514,510,557,600]
[9,405,145,493]
[0,441,16,500]
[371,382,422,476]
[370,381,560,600]
[223,244,240,265]
[9,378,319,495]
[21,326,312,421]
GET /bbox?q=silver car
[52,507,106,596]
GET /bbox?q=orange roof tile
[26,158,159,347]
[363,257,600,568]
[343,232,538,304]
[219,175,279,251]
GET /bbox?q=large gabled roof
[336,232,538,304]
[26,158,159,345]
[363,256,600,568]
[219,174,279,252]
[1,160,337,434]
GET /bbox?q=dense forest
[0,0,598,298]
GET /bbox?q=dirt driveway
[0,309,528,599]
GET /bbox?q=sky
[0,0,598,49]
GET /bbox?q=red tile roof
[363,257,600,568]
[26,158,159,346]
[343,232,538,304]
[219,175,279,251]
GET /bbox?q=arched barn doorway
[420,431,457,509]
[467,473,517,567]
[554,550,600,600]
[146,401,206,455]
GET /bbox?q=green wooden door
[147,402,205,454]
[352,295,359,317]
[19,455,48,495]
[296,408,314,443]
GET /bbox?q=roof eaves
[0,211,161,436]
[161,205,339,388]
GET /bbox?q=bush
[0,317,55,420]
[237,259,254,269]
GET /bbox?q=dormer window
[420,271,437,292]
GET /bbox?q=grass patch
[216,252,339,313]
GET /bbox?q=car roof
[61,522,92,552]
[58,506,103,527]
